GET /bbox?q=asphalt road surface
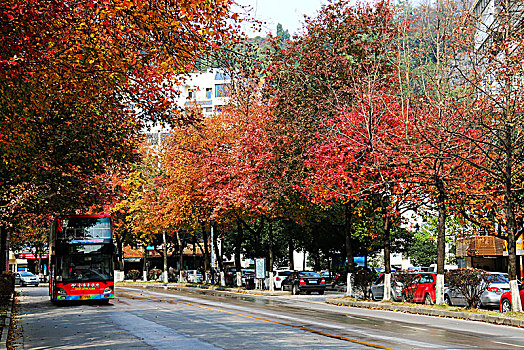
[14,285,524,349]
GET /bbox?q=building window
[204,107,212,113]
[215,84,230,97]
[206,88,212,99]
[215,72,230,80]
[188,89,194,98]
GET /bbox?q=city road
[14,285,524,349]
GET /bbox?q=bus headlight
[103,286,113,294]
[57,288,67,295]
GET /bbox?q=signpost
[255,258,265,290]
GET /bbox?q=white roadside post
[236,271,242,287]
[510,279,523,312]
[383,273,391,301]
[220,271,226,286]
[435,274,445,305]
[346,272,353,297]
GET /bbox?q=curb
[325,298,524,327]
[0,293,14,350]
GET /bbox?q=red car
[499,287,524,312]
[401,272,437,304]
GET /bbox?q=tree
[428,0,524,311]
[269,0,401,296]
[0,0,237,268]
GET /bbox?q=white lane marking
[109,309,222,350]
[492,341,524,348]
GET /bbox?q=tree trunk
[162,232,168,283]
[288,238,294,270]
[382,203,392,301]
[268,221,274,291]
[115,235,124,271]
[142,244,148,281]
[345,202,355,297]
[235,221,243,287]
[212,224,223,271]
[435,175,447,305]
[34,245,41,275]
[176,231,184,282]
[0,226,7,272]
[202,225,210,283]
[504,131,522,311]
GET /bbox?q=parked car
[15,271,39,287]
[224,266,239,286]
[500,284,524,312]
[445,272,511,309]
[241,268,256,288]
[273,270,293,289]
[281,271,326,295]
[401,272,436,304]
[370,272,403,301]
[320,271,336,285]
[407,266,429,273]
[186,270,203,283]
[331,273,346,288]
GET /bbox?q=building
[177,68,231,117]
[144,68,232,147]
[473,0,524,54]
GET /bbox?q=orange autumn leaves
[157,102,283,230]
[0,0,236,221]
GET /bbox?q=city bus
[49,214,115,303]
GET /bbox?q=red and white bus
[49,215,115,303]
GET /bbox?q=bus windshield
[56,244,113,282]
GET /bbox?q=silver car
[15,271,39,287]
[444,272,511,309]
[370,273,402,301]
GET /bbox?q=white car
[273,270,293,289]
[186,270,203,283]
[15,271,39,287]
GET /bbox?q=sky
[235,0,329,37]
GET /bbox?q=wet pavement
[13,285,524,349]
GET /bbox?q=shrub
[128,270,141,281]
[445,268,489,308]
[394,271,420,302]
[0,272,14,299]
[148,268,162,280]
[353,268,376,299]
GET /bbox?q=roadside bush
[394,272,419,302]
[0,272,14,299]
[353,268,376,299]
[128,270,141,281]
[148,268,162,280]
[445,268,489,308]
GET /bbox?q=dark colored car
[331,273,345,288]
[224,266,239,286]
[281,271,326,295]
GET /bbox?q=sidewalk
[118,281,524,328]
[0,293,14,350]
